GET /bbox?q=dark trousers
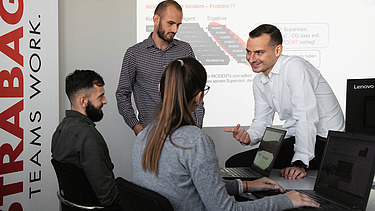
[225,136,326,170]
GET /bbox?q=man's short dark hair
[65,69,104,102]
[249,24,283,47]
[154,0,182,17]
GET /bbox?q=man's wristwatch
[292,160,307,171]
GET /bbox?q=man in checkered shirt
[116,0,205,135]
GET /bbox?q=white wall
[59,0,246,180]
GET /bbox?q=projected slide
[137,0,375,127]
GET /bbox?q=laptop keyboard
[221,168,260,178]
[298,190,349,209]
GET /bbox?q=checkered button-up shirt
[116,34,205,129]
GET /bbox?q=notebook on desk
[220,127,286,180]
[258,131,375,211]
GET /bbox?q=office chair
[115,177,174,211]
[51,159,107,211]
[57,191,104,210]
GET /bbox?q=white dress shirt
[248,55,345,167]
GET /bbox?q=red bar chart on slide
[207,22,248,65]
[176,22,249,66]
[176,22,230,65]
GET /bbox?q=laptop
[258,131,375,211]
[220,127,286,180]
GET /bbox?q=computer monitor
[346,78,375,134]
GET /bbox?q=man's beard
[86,100,104,122]
[157,23,174,43]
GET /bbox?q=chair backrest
[115,177,174,211]
[51,159,101,207]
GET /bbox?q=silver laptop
[286,131,375,210]
[220,127,286,180]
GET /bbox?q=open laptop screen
[252,127,286,172]
[316,131,375,200]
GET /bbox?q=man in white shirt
[225,24,345,179]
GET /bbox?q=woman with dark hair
[132,57,319,210]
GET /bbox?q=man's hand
[280,166,307,179]
[224,124,251,145]
[133,124,143,136]
[244,177,285,193]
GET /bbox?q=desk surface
[266,169,375,211]
[268,169,317,190]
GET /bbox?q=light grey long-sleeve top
[132,124,293,211]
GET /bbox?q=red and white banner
[1,0,59,210]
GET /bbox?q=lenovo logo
[354,84,375,89]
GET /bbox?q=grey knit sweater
[132,125,293,211]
